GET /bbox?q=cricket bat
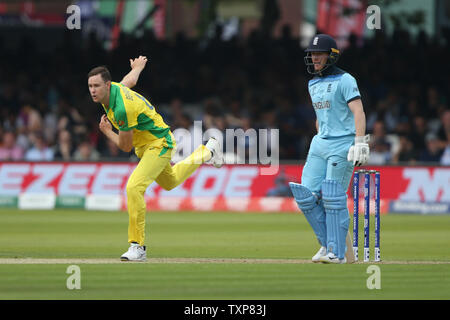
[345,231,356,264]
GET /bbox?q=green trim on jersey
[136,113,174,148]
[112,91,132,131]
[159,146,169,157]
[108,84,119,111]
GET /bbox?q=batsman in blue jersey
[290,34,370,264]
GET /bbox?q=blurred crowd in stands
[0,25,449,165]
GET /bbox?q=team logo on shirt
[118,120,125,127]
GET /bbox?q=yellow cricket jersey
[102,82,175,158]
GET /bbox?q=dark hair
[87,66,111,82]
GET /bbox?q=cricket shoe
[312,246,327,263]
[120,243,147,262]
[319,252,347,264]
[205,137,224,168]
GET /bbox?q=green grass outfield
[0,209,449,299]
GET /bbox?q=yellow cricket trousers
[126,144,211,245]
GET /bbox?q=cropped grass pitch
[0,209,449,299]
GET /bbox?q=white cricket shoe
[205,137,224,168]
[312,246,327,263]
[319,252,347,264]
[120,243,147,262]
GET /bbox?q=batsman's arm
[348,98,366,137]
[347,98,370,166]
[120,55,148,88]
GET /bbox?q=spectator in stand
[16,104,42,134]
[366,91,400,133]
[171,112,206,162]
[0,84,19,118]
[1,111,18,133]
[0,131,24,161]
[436,109,450,148]
[440,143,450,165]
[101,139,131,159]
[409,115,428,153]
[425,86,443,120]
[232,116,257,164]
[259,108,279,159]
[15,104,43,151]
[56,98,88,140]
[166,98,185,129]
[404,98,421,119]
[73,139,101,161]
[370,121,387,142]
[367,121,391,164]
[368,139,391,165]
[53,130,75,161]
[202,98,226,133]
[393,117,411,137]
[225,99,246,129]
[275,95,299,159]
[24,132,54,161]
[418,132,444,163]
[392,134,417,165]
[437,109,450,165]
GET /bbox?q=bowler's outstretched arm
[120,55,148,88]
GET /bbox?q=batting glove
[347,134,370,166]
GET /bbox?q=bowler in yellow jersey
[87,56,223,261]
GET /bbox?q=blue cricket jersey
[308,66,361,138]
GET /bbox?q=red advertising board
[0,162,449,213]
